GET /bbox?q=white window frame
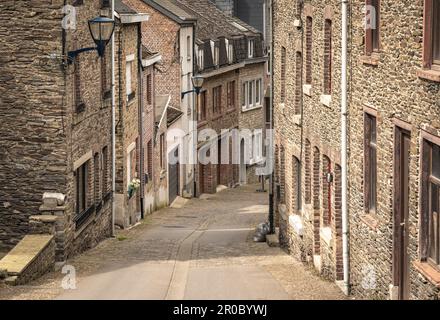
[241,81,247,107]
[255,78,262,106]
[126,142,136,189]
[198,48,204,70]
[248,39,255,58]
[126,61,132,99]
[248,80,255,107]
[186,35,191,60]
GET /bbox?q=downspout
[268,0,275,234]
[111,0,116,237]
[341,0,350,295]
[192,23,197,198]
[138,23,145,220]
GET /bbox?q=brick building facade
[0,0,113,259]
[179,0,267,195]
[273,0,440,300]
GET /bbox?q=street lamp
[181,75,204,99]
[68,16,115,62]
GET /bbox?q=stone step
[0,235,54,280]
[170,196,189,209]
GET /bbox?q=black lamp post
[68,16,115,62]
[181,75,204,99]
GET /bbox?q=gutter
[111,0,116,237]
[341,0,350,296]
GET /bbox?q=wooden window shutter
[365,0,373,55]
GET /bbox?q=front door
[393,127,411,300]
[168,148,179,204]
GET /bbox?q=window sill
[226,107,236,114]
[416,68,440,83]
[413,261,440,288]
[303,84,312,97]
[320,94,332,108]
[360,213,380,230]
[360,54,380,66]
[242,104,263,113]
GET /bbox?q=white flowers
[127,178,141,198]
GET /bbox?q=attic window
[198,48,204,70]
[228,43,234,64]
[248,39,255,58]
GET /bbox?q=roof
[115,0,150,23]
[176,0,261,40]
[167,106,183,127]
[155,94,171,123]
[142,0,196,24]
[115,0,137,14]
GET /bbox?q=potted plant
[127,178,141,199]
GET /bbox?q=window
[248,39,255,58]
[198,91,207,121]
[365,0,380,55]
[228,43,234,63]
[323,19,332,95]
[126,60,133,101]
[198,48,204,70]
[294,51,302,114]
[422,0,440,70]
[253,130,263,162]
[227,81,236,110]
[187,35,191,60]
[241,81,248,107]
[214,45,219,66]
[281,46,286,102]
[433,0,440,67]
[293,156,302,211]
[94,153,100,204]
[248,80,254,107]
[160,134,165,168]
[101,0,110,8]
[76,161,89,215]
[146,140,152,177]
[101,51,109,98]
[146,74,152,105]
[323,156,332,226]
[305,16,313,84]
[74,55,84,111]
[305,139,311,204]
[255,79,262,106]
[102,146,108,198]
[127,146,136,189]
[213,86,222,114]
[421,139,440,268]
[364,113,377,214]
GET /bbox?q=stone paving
[0,184,346,300]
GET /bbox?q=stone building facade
[349,0,440,300]
[273,0,440,300]
[273,0,344,285]
[0,0,113,259]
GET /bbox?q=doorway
[393,126,411,300]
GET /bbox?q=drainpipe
[268,0,275,235]
[341,0,350,295]
[111,0,116,237]
[138,23,145,220]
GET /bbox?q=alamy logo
[363,5,377,30]
[62,5,77,30]
[361,263,377,290]
[61,265,77,290]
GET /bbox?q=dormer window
[214,45,219,66]
[248,39,255,58]
[198,47,204,70]
[228,43,234,64]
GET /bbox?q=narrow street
[0,185,345,300]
